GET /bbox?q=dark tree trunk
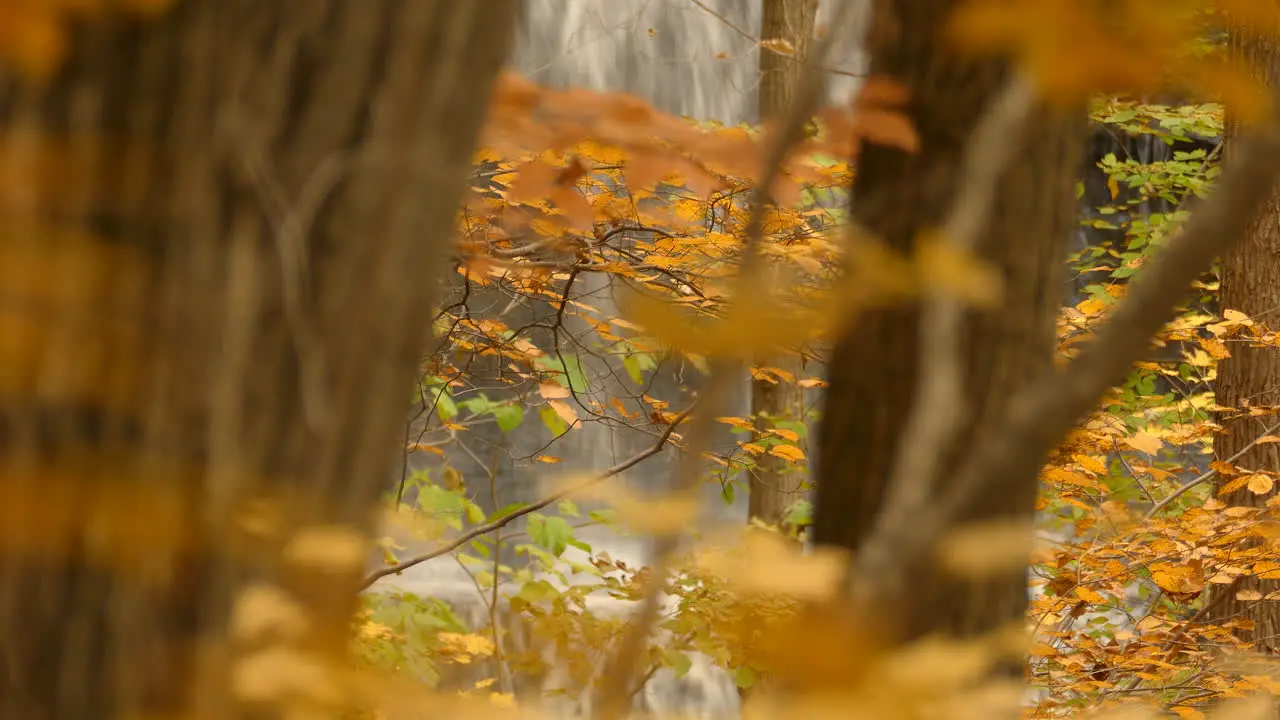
[0,2,514,717]
[813,0,1086,646]
[1208,10,1280,654]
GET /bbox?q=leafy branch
[359,404,694,592]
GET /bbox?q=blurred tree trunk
[0,2,514,717]
[1208,12,1280,654]
[748,0,819,529]
[812,0,1085,649]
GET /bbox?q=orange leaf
[1124,432,1163,455]
[1248,474,1275,496]
[547,399,578,425]
[538,383,570,400]
[760,38,796,56]
[770,445,806,462]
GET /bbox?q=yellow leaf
[760,37,796,56]
[768,428,800,443]
[1219,474,1251,495]
[1124,432,1163,455]
[1074,586,1106,604]
[1248,474,1275,495]
[915,234,1003,308]
[937,519,1033,579]
[1073,454,1107,475]
[698,529,847,602]
[717,416,756,431]
[1028,642,1058,658]
[1236,589,1263,602]
[770,444,806,462]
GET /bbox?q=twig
[1143,420,1280,520]
[863,108,1280,595]
[593,4,865,716]
[685,0,867,80]
[358,405,694,592]
[846,73,1040,600]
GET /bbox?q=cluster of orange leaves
[1026,295,1280,716]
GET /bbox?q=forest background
[4,1,1280,719]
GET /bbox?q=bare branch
[359,404,694,592]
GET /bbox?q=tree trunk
[0,2,514,717]
[812,0,1085,648]
[1208,10,1280,654]
[748,0,819,528]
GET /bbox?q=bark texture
[0,2,514,717]
[749,0,819,527]
[1209,10,1280,654]
[813,0,1086,644]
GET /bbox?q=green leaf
[464,501,485,525]
[458,393,495,417]
[534,354,590,392]
[558,499,581,517]
[784,499,813,527]
[588,508,620,526]
[431,386,458,422]
[721,482,735,505]
[514,579,560,604]
[1107,108,1138,123]
[528,514,575,557]
[623,355,645,385]
[492,403,524,433]
[664,650,693,678]
[490,502,527,522]
[733,666,758,689]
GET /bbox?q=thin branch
[847,73,1040,600]
[685,0,867,80]
[1143,419,1280,520]
[860,109,1280,597]
[358,404,694,592]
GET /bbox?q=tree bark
[1208,9,1280,654]
[813,0,1085,647]
[0,2,514,717]
[748,0,819,528]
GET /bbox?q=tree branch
[1143,419,1280,520]
[856,109,1280,598]
[359,404,694,592]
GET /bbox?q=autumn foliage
[9,0,1280,718]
